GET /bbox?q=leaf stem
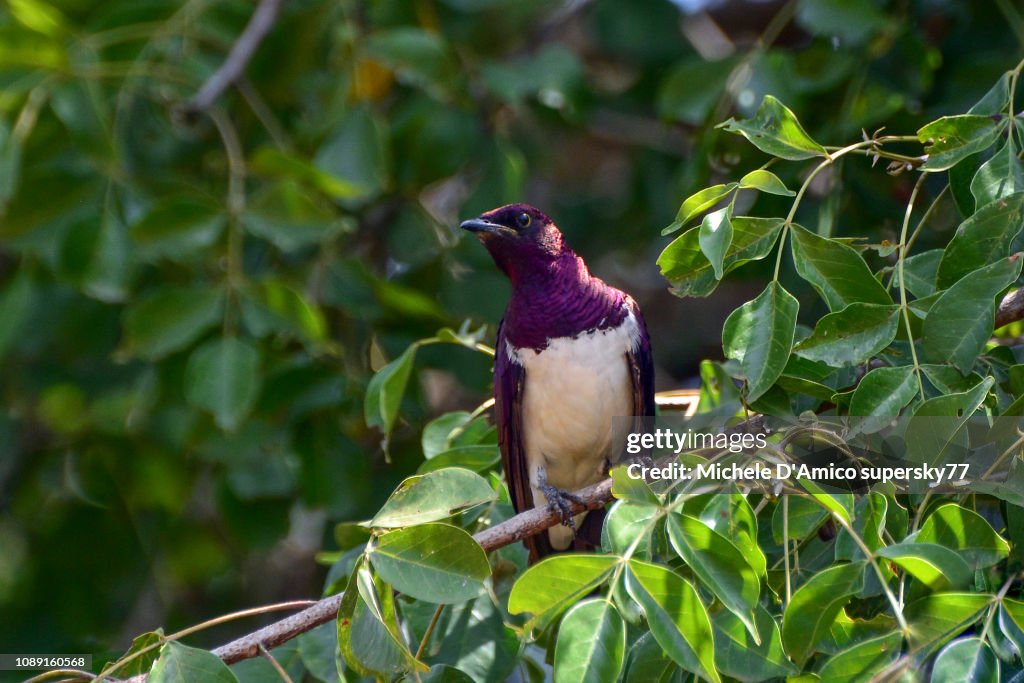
[416,604,445,660]
[897,173,929,401]
[258,642,295,683]
[782,496,792,606]
[832,514,909,634]
[772,136,915,281]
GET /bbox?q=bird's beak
[460,218,503,235]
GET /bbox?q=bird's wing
[494,320,552,561]
[625,296,656,420]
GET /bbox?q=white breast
[510,310,640,549]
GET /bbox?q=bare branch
[182,0,284,118]
[119,477,615,681]
[997,288,1024,329]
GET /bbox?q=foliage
[5,0,1024,682]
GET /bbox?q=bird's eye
[516,212,532,229]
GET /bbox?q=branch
[997,288,1024,329]
[118,478,615,681]
[181,0,284,118]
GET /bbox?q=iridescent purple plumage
[462,203,654,562]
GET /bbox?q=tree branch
[997,288,1024,329]
[181,0,284,118]
[118,478,615,681]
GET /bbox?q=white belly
[511,312,639,548]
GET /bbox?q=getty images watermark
[614,414,1023,495]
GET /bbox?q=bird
[461,203,655,562]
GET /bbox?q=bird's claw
[541,484,584,532]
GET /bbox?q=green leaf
[921,365,985,395]
[149,642,239,683]
[131,197,226,262]
[509,555,618,628]
[667,513,761,641]
[930,637,997,683]
[659,217,784,297]
[663,183,738,235]
[717,95,827,160]
[849,366,917,417]
[0,268,33,362]
[781,561,865,666]
[610,465,660,506]
[365,344,418,434]
[822,611,898,655]
[790,224,893,311]
[794,303,899,366]
[369,523,489,603]
[972,139,1024,208]
[712,605,797,682]
[241,280,328,343]
[245,180,351,252]
[338,563,426,676]
[657,57,736,126]
[796,477,853,525]
[698,493,766,576]
[625,559,719,682]
[121,287,223,360]
[901,249,943,298]
[365,28,457,98]
[969,72,1011,115]
[184,337,262,431]
[999,598,1024,656]
[417,445,499,473]
[923,255,1023,372]
[314,106,388,204]
[936,191,1024,288]
[905,593,991,650]
[875,542,972,591]
[816,632,903,683]
[796,0,888,44]
[416,664,476,683]
[624,632,680,683]
[919,115,1001,172]
[771,495,828,542]
[421,411,474,458]
[553,599,626,683]
[603,501,658,556]
[251,147,366,199]
[370,468,496,528]
[739,169,795,196]
[112,630,165,678]
[9,0,68,38]
[722,281,799,402]
[428,594,519,681]
[915,503,1010,570]
[699,207,734,280]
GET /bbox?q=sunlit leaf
[919,115,1001,172]
[717,95,827,160]
[370,468,496,527]
[722,281,799,401]
[781,561,865,665]
[369,523,489,603]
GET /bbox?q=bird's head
[460,203,569,282]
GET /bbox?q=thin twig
[258,643,294,683]
[415,604,445,660]
[182,0,284,117]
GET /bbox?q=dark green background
[0,0,1018,664]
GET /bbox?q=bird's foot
[540,484,585,531]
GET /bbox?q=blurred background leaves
[0,0,1021,663]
